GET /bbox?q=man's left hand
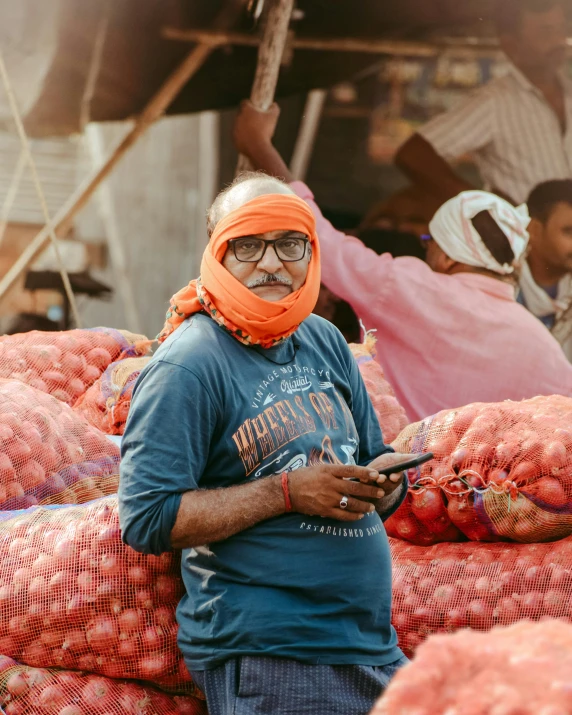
[367,452,411,497]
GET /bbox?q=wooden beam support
[236,0,295,173]
[0,0,244,306]
[163,27,509,59]
[290,89,326,181]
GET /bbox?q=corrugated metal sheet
[0,131,81,225]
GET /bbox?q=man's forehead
[219,180,294,221]
[240,229,306,240]
[550,202,572,222]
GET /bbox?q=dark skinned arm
[395,134,516,206]
[171,456,412,549]
[394,134,474,205]
[233,101,294,181]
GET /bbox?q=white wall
[75,112,218,339]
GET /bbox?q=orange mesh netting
[372,620,572,715]
[0,497,197,695]
[387,395,572,544]
[390,536,572,658]
[0,380,119,510]
[73,357,151,436]
[0,328,151,406]
[0,656,206,714]
[349,334,408,443]
[385,489,466,546]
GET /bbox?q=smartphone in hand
[378,452,434,476]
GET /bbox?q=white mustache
[247,274,293,288]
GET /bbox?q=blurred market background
[0,0,533,337]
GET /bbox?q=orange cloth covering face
[158,193,321,347]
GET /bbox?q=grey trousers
[190,655,408,715]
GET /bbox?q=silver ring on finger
[339,495,349,510]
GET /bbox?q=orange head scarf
[158,193,321,348]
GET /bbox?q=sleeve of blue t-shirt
[118,359,218,555]
[338,334,407,521]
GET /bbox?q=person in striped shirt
[395,0,570,207]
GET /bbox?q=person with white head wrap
[428,191,530,275]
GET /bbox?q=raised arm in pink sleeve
[290,181,393,321]
[290,179,572,421]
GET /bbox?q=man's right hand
[232,100,294,182]
[288,464,385,522]
[233,100,281,157]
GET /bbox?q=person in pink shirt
[233,102,572,421]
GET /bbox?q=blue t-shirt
[119,313,404,670]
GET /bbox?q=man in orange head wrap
[119,173,412,715]
[157,173,322,348]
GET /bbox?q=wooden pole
[164,27,506,60]
[236,0,295,174]
[290,89,326,181]
[0,0,244,305]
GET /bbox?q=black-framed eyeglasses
[229,236,309,263]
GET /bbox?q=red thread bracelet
[281,471,293,512]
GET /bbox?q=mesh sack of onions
[385,489,466,546]
[390,536,572,657]
[0,497,198,695]
[0,655,206,715]
[0,380,119,510]
[0,328,151,406]
[349,334,408,443]
[372,620,572,715]
[387,395,572,544]
[73,357,151,436]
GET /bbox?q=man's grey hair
[206,171,294,237]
